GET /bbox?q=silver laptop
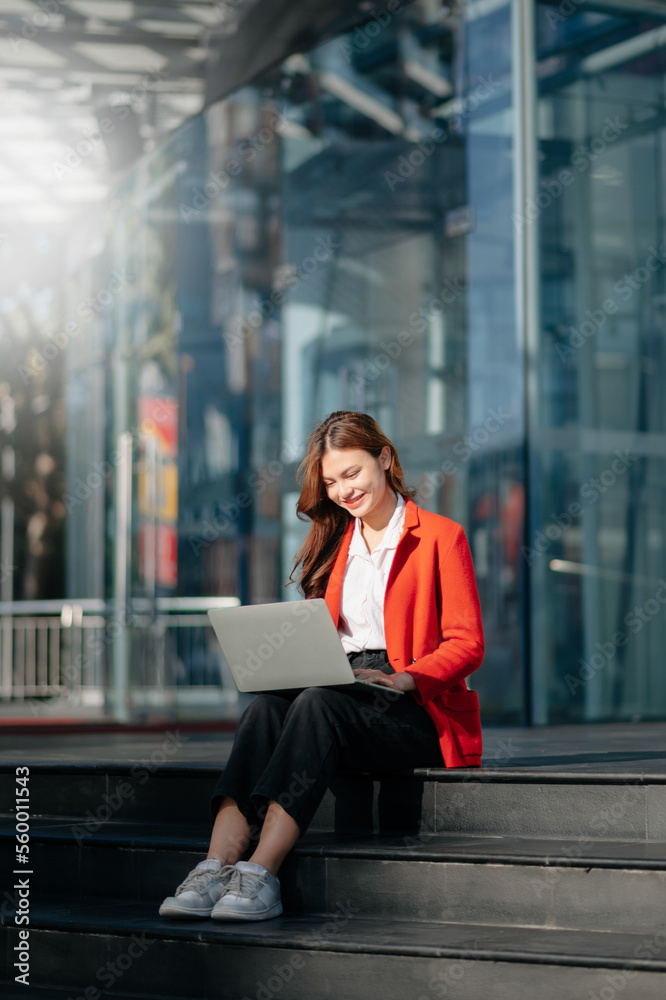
[208,599,403,696]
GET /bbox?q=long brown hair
[288,411,416,599]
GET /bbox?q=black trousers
[209,649,442,835]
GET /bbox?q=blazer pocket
[440,689,482,757]
[440,689,479,713]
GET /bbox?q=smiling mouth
[342,493,366,504]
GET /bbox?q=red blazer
[322,497,484,768]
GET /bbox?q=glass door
[531,1,666,722]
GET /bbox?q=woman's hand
[352,668,417,692]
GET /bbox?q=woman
[159,410,484,922]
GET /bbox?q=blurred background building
[0,0,665,727]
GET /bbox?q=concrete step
[3,901,666,1000]
[2,819,666,934]
[2,762,665,840]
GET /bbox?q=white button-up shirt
[338,491,407,653]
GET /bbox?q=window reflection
[92,0,528,719]
[534,0,666,722]
[29,0,666,724]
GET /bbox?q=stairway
[1,757,666,998]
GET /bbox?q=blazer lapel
[385,497,420,594]
[324,518,354,625]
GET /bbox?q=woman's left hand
[353,668,417,692]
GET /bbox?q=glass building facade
[3,0,666,726]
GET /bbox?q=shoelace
[225,867,266,899]
[176,863,237,896]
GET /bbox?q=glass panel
[533,1,666,722]
[73,1,525,721]
[110,143,181,605]
[276,1,523,720]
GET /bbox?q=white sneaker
[159,858,238,918]
[211,860,283,922]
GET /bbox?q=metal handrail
[0,600,106,615]
[0,596,242,716]
[0,597,240,615]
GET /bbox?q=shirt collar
[348,491,406,557]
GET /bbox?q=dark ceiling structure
[0,0,410,223]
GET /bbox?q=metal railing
[0,597,240,720]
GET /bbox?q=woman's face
[320,446,392,519]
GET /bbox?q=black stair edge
[294,833,666,869]
[2,818,666,870]
[0,720,237,735]
[1,760,666,784]
[0,761,220,777]
[3,903,666,972]
[0,988,147,1000]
